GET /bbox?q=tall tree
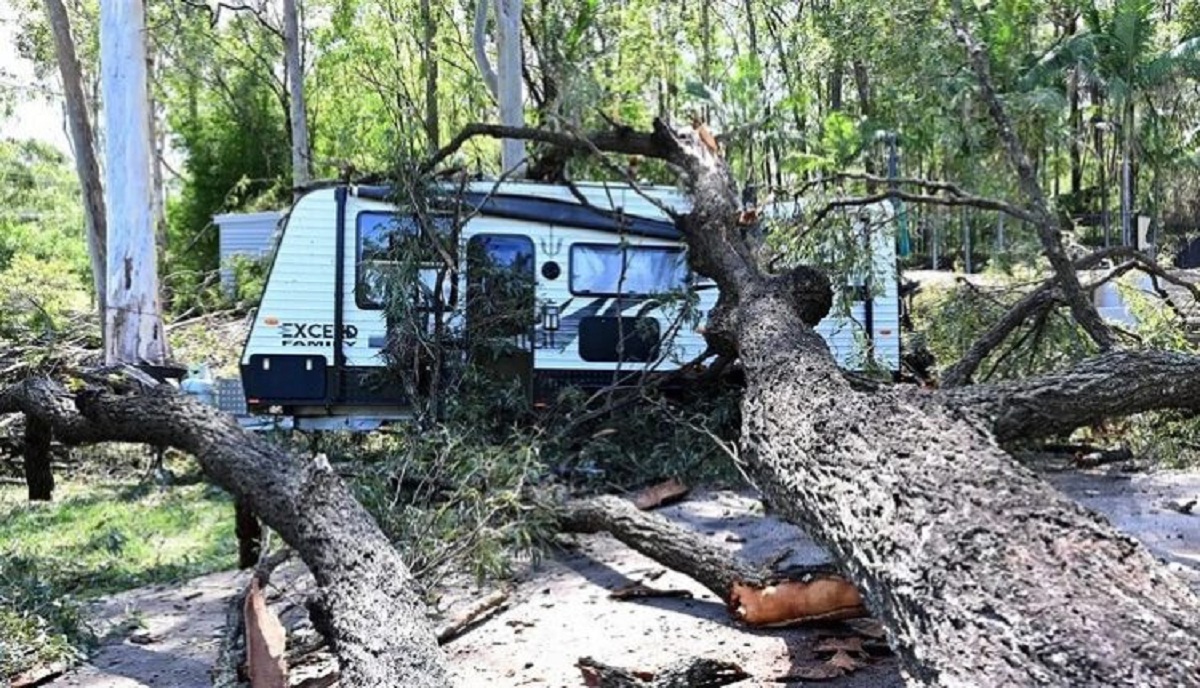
[283,0,311,190]
[42,0,106,333]
[474,0,526,173]
[100,0,168,365]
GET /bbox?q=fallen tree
[0,371,450,687]
[426,97,1200,688]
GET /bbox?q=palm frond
[1018,34,1097,91]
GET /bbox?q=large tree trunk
[735,291,1200,685]
[43,0,107,333]
[283,0,311,191]
[0,375,449,686]
[99,0,169,366]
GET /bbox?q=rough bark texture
[99,0,168,366]
[735,292,1200,686]
[561,495,765,601]
[23,415,53,501]
[235,498,263,569]
[0,376,449,687]
[43,0,106,325]
[945,350,1200,443]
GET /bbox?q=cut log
[244,576,288,688]
[0,374,449,687]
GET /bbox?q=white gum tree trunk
[99,0,168,365]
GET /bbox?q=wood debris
[436,588,512,645]
[729,575,867,627]
[609,581,693,601]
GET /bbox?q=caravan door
[466,234,536,396]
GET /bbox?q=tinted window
[569,245,687,297]
[357,212,452,309]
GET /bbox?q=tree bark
[561,495,766,601]
[734,292,1200,686]
[494,0,525,173]
[283,0,311,191]
[99,0,169,366]
[561,496,865,626]
[23,416,53,501]
[43,0,107,334]
[236,498,263,569]
[420,0,439,154]
[944,349,1200,443]
[0,375,450,686]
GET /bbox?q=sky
[0,2,74,156]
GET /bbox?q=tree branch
[942,350,1200,442]
[941,246,1196,387]
[949,1,1118,352]
[0,375,449,686]
[810,189,1038,227]
[419,122,674,174]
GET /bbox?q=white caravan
[239,181,900,428]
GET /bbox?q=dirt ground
[44,466,1200,688]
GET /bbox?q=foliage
[912,276,1095,382]
[343,426,555,588]
[1115,278,1200,467]
[0,254,91,340]
[553,386,745,489]
[0,481,236,679]
[158,11,291,316]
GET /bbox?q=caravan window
[569,244,688,297]
[356,212,453,310]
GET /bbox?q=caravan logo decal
[539,233,563,258]
[280,322,358,348]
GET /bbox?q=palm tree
[1022,0,1200,246]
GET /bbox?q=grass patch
[0,480,236,679]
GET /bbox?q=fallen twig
[436,588,512,645]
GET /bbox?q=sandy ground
[43,467,1200,688]
[45,569,247,688]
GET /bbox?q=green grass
[0,480,237,679]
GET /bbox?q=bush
[0,254,91,340]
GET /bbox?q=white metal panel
[245,184,901,379]
[241,192,336,365]
[215,211,281,290]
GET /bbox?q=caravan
[239,181,900,429]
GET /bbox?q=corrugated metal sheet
[215,211,282,291]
